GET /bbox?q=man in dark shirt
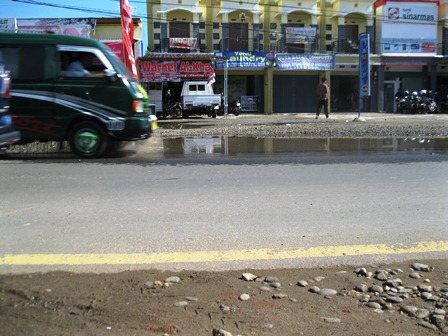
[316,77,330,119]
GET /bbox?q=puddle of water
[153,136,448,156]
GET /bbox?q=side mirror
[104,69,117,82]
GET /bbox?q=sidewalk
[158,112,448,127]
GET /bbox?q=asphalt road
[1,148,447,273]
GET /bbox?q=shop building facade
[141,0,447,114]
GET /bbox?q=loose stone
[414,308,430,319]
[366,302,382,309]
[320,288,338,297]
[239,293,250,301]
[270,282,282,289]
[219,304,231,313]
[386,296,403,304]
[375,272,389,281]
[355,283,368,293]
[144,281,155,288]
[297,280,308,287]
[321,317,341,323]
[418,284,432,292]
[242,273,257,281]
[369,285,384,294]
[212,329,233,336]
[421,292,433,301]
[410,263,432,272]
[272,293,288,299]
[165,276,181,283]
[409,272,421,279]
[264,276,279,283]
[314,276,325,282]
[174,301,188,307]
[309,286,320,293]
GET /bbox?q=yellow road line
[1,241,447,266]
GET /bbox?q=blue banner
[214,52,275,68]
[359,33,370,97]
[275,54,335,70]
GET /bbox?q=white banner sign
[380,1,437,55]
[0,18,17,31]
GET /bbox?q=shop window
[59,50,106,77]
[0,46,46,80]
[326,34,332,41]
[153,21,160,29]
[199,22,205,29]
[326,24,332,31]
[154,33,160,40]
[213,22,219,29]
[213,33,220,40]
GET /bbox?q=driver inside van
[64,52,106,78]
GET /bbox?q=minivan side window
[59,51,107,78]
[0,46,47,80]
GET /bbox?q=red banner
[138,60,215,82]
[120,0,138,78]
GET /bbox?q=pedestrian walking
[316,77,329,119]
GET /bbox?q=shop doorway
[384,80,397,113]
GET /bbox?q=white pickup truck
[181,81,221,118]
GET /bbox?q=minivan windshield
[104,47,138,82]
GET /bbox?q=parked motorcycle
[217,100,241,116]
[162,101,182,119]
[229,100,241,116]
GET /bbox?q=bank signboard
[376,1,438,55]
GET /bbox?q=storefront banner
[17,18,95,37]
[359,33,370,97]
[285,27,316,43]
[0,18,17,31]
[214,52,275,68]
[276,54,335,70]
[139,60,215,82]
[380,1,437,54]
[120,0,138,78]
[169,38,198,50]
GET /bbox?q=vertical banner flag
[359,33,370,97]
[120,0,138,78]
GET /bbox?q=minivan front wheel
[69,121,108,158]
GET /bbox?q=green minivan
[0,32,153,158]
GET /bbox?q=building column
[319,0,326,53]
[205,0,213,52]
